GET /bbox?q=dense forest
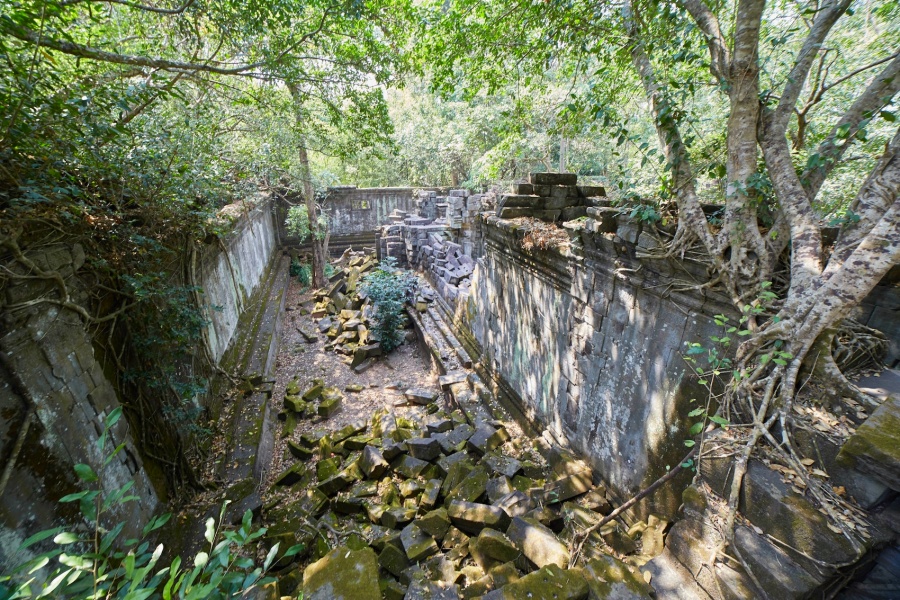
[1,0,898,596]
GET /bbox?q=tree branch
[801,53,900,199]
[681,0,730,84]
[826,127,900,277]
[59,0,197,15]
[769,0,852,136]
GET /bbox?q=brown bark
[289,84,327,288]
[624,2,717,260]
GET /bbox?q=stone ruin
[378,188,489,303]
[377,173,610,307]
[267,382,656,600]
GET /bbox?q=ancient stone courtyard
[3,174,899,599]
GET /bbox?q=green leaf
[689,422,704,435]
[684,439,696,447]
[59,490,92,503]
[264,543,280,571]
[53,532,80,545]
[204,517,216,544]
[18,528,64,551]
[73,464,97,482]
[687,408,705,417]
[709,415,730,427]
[680,458,694,469]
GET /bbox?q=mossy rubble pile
[262,397,663,599]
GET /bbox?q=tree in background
[0,0,409,492]
[414,0,899,583]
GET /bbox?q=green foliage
[0,409,295,599]
[285,205,328,242]
[290,259,312,288]
[361,258,416,353]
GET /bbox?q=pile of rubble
[302,251,408,373]
[497,173,607,223]
[264,393,659,599]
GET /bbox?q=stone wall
[459,213,731,517]
[0,196,279,572]
[277,186,448,256]
[200,199,279,363]
[0,248,159,572]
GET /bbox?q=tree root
[568,447,698,568]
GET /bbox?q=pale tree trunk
[288,83,327,288]
[719,0,769,301]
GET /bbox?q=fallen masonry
[264,395,662,599]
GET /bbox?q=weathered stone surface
[484,564,587,600]
[360,445,389,479]
[318,395,342,417]
[437,424,476,454]
[407,437,442,461]
[401,523,440,562]
[467,425,505,455]
[317,456,341,481]
[405,388,439,405]
[379,543,410,577]
[838,394,900,489]
[473,528,520,563]
[382,507,417,529]
[495,491,533,519]
[274,462,311,487]
[404,579,460,600]
[287,440,315,460]
[317,466,359,496]
[448,500,511,535]
[581,555,653,599]
[505,517,569,569]
[486,476,514,504]
[302,546,380,600]
[529,172,578,186]
[421,479,442,510]
[417,508,451,540]
[543,472,592,504]
[446,465,489,504]
[438,451,470,474]
[701,457,860,567]
[427,418,454,435]
[484,453,523,478]
[393,454,430,478]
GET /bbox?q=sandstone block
[448,500,511,535]
[505,517,569,569]
[302,546,380,600]
[529,172,578,186]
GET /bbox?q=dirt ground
[262,274,441,490]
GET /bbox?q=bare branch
[769,0,852,135]
[826,127,900,277]
[802,53,900,198]
[59,0,198,15]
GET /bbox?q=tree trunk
[289,83,327,288]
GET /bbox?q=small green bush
[0,408,297,599]
[361,258,416,353]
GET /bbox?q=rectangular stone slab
[448,500,511,535]
[505,517,570,569]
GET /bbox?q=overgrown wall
[200,199,279,363]
[276,186,448,256]
[457,215,733,517]
[0,196,278,571]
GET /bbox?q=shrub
[0,408,297,599]
[361,258,416,352]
